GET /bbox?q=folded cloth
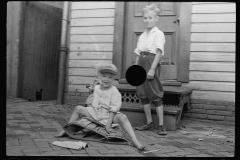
[52,141,88,150]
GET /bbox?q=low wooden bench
[117,85,193,131]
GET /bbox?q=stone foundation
[182,99,235,125]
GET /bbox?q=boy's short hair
[142,4,160,16]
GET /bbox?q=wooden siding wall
[68,2,115,92]
[183,2,236,102]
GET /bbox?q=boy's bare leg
[143,103,153,124]
[156,105,167,135]
[113,114,145,150]
[156,105,163,125]
[55,106,92,137]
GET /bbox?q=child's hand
[105,125,115,134]
[147,68,155,79]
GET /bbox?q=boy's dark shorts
[136,51,164,107]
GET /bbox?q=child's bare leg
[143,103,153,124]
[156,105,163,125]
[113,114,145,150]
[55,106,92,137]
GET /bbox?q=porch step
[117,85,193,131]
[120,105,181,131]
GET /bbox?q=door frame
[113,2,192,83]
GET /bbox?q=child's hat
[99,63,117,75]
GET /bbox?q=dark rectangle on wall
[19,2,62,101]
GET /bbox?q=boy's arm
[135,55,139,65]
[105,112,115,132]
[147,49,162,79]
[150,49,162,70]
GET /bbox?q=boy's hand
[105,125,116,134]
[147,68,155,79]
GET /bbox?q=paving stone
[98,149,116,154]
[104,144,121,149]
[154,153,171,157]
[153,148,175,154]
[70,149,87,154]
[51,145,70,151]
[186,153,213,157]
[167,151,194,157]
[36,144,51,148]
[119,146,140,154]
[172,138,192,144]
[7,151,25,156]
[41,150,72,156]
[33,138,58,142]
[85,150,101,156]
[87,141,105,147]
[114,149,127,154]
[219,151,234,157]
[22,148,41,153]
[7,122,19,127]
[201,150,223,157]
[182,148,200,153]
[61,154,89,156]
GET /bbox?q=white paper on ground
[52,141,88,150]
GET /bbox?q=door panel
[20,2,62,101]
[122,2,180,81]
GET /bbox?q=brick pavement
[6,98,235,157]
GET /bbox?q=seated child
[56,63,145,150]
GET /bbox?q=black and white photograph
[7,1,235,157]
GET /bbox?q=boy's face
[143,10,158,29]
[100,72,115,89]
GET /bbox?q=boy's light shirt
[88,85,122,125]
[134,27,165,64]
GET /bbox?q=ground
[6,98,235,157]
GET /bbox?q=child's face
[143,10,158,29]
[100,72,115,89]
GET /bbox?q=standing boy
[134,4,167,135]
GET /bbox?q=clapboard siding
[69,52,112,60]
[186,2,236,102]
[189,71,235,82]
[191,33,235,42]
[71,18,114,26]
[192,13,236,23]
[71,9,115,18]
[72,2,115,10]
[69,60,111,68]
[70,35,113,43]
[69,68,95,76]
[191,43,235,52]
[192,3,235,13]
[191,23,235,33]
[192,2,233,4]
[184,81,235,92]
[70,43,113,52]
[190,62,235,72]
[69,76,96,85]
[71,26,114,35]
[190,90,235,102]
[69,85,89,92]
[190,52,235,62]
[68,1,116,94]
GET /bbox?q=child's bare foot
[55,130,66,138]
[133,139,145,151]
